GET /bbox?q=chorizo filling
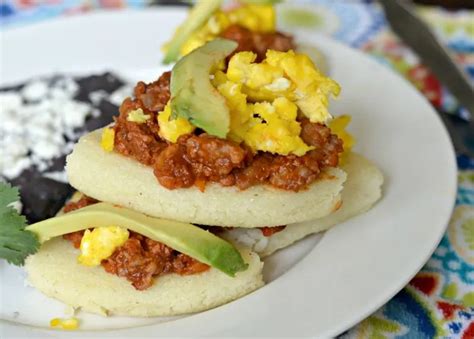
[63,196,286,290]
[111,70,344,192]
[168,2,294,62]
[63,197,209,290]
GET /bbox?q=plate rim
[0,8,457,338]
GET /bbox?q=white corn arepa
[66,129,347,227]
[25,238,264,317]
[220,153,384,257]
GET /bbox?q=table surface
[1,1,473,338]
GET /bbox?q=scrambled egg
[210,50,340,155]
[226,50,340,123]
[157,103,196,143]
[50,318,79,330]
[329,114,355,163]
[329,115,355,155]
[180,4,275,56]
[78,226,129,266]
[214,78,312,155]
[227,4,275,33]
[127,108,150,123]
[100,127,115,152]
[156,49,342,156]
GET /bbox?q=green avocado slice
[26,202,248,277]
[163,0,223,64]
[170,39,238,138]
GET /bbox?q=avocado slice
[163,0,223,64]
[26,202,248,276]
[170,39,238,138]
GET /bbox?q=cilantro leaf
[0,183,21,213]
[0,183,39,265]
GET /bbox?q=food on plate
[67,39,347,227]
[26,236,262,317]
[162,0,328,73]
[220,152,383,256]
[0,35,383,319]
[0,73,127,223]
[67,128,346,227]
[62,39,382,297]
[0,185,263,316]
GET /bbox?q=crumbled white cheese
[1,76,130,181]
[91,108,101,118]
[52,77,79,98]
[109,85,133,106]
[31,139,62,159]
[0,76,91,179]
[43,171,69,183]
[0,92,22,111]
[89,90,109,106]
[60,100,92,129]
[21,80,49,102]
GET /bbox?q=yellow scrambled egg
[78,226,129,266]
[157,103,196,143]
[156,49,342,156]
[212,50,340,155]
[225,50,340,123]
[329,115,355,154]
[50,318,79,331]
[329,114,356,162]
[180,4,275,56]
[100,127,115,152]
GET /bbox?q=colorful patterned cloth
[1,1,473,337]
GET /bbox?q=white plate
[0,8,457,338]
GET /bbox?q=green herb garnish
[0,183,39,265]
